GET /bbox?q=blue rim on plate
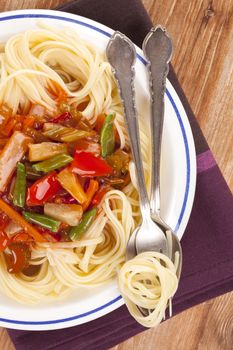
[0,13,190,326]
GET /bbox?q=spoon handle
[106,32,150,217]
[143,26,173,217]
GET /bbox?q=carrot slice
[95,114,105,133]
[0,199,46,242]
[2,118,16,137]
[82,180,99,211]
[23,116,35,129]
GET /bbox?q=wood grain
[0,0,232,349]
[143,0,233,189]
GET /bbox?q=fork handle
[106,32,151,217]
[120,74,151,216]
[143,26,173,217]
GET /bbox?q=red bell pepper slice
[26,171,61,206]
[91,185,110,207]
[71,151,113,177]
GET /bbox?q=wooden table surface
[0,0,232,349]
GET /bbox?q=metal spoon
[143,25,182,279]
[106,32,168,260]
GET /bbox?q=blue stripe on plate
[166,89,190,231]
[0,13,190,326]
[0,296,123,325]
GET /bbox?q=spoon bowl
[151,215,182,279]
[127,216,182,279]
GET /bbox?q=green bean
[69,208,97,241]
[23,211,61,232]
[13,163,26,208]
[100,114,115,158]
[32,154,73,173]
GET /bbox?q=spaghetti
[0,23,178,328]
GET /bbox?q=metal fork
[143,26,182,279]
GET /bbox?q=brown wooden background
[0,0,232,349]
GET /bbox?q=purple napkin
[8,0,233,349]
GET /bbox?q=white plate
[0,9,196,330]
